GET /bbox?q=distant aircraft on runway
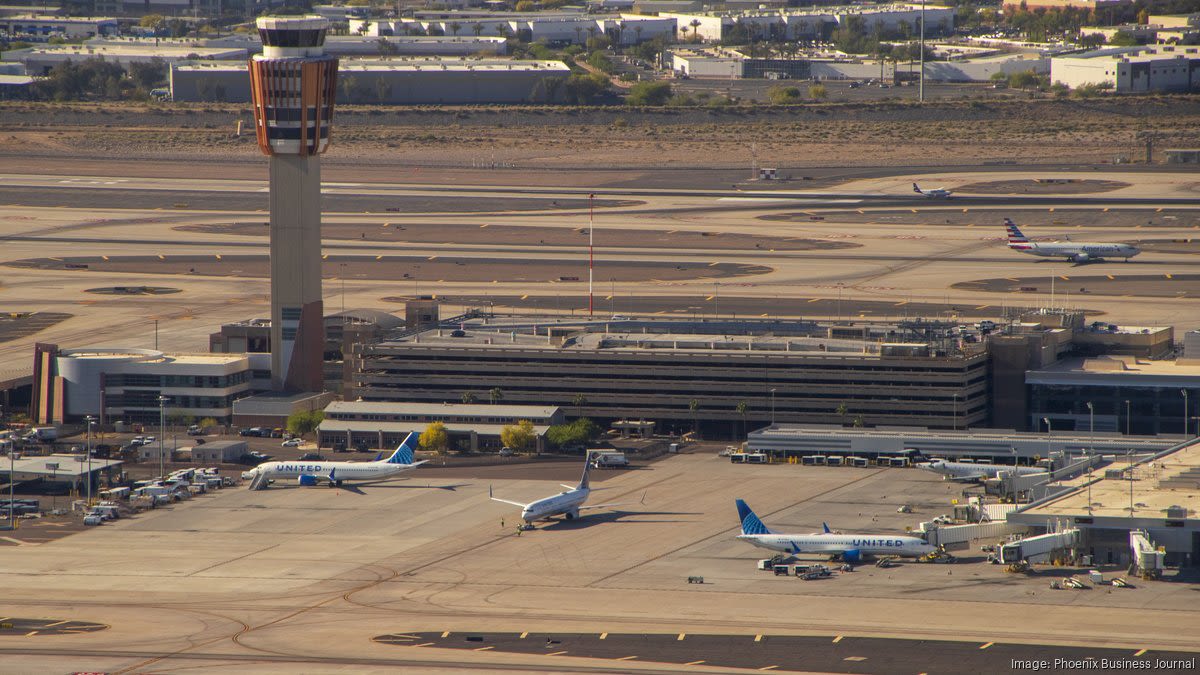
[242,432,426,490]
[1006,219,1140,263]
[489,452,643,525]
[915,459,1046,483]
[912,182,952,199]
[734,499,935,562]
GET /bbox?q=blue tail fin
[384,432,418,464]
[736,499,772,535]
[578,452,593,490]
[823,522,831,534]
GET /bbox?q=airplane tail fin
[912,182,922,194]
[823,522,832,534]
[1005,218,1031,249]
[384,432,419,465]
[735,499,772,535]
[578,452,594,490]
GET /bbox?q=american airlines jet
[913,182,952,199]
[916,459,1047,483]
[1006,219,1140,263]
[243,432,426,490]
[734,499,935,562]
[489,452,643,525]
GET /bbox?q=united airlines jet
[1006,219,1139,263]
[734,499,934,562]
[489,452,643,525]
[243,432,426,490]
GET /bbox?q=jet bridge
[1130,530,1164,579]
[998,526,1081,564]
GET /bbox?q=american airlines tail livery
[1006,219,1140,263]
[243,432,426,490]
[734,499,934,562]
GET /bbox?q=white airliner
[735,499,935,562]
[916,459,1046,483]
[913,182,952,199]
[1006,219,1140,263]
[489,452,642,525]
[243,432,426,490]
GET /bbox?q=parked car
[299,452,324,461]
[187,425,203,436]
[281,438,302,447]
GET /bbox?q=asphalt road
[378,631,1199,674]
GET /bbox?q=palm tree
[472,22,484,37]
[689,19,702,43]
[836,403,848,425]
[633,24,643,45]
[689,399,700,436]
[489,387,504,405]
[573,393,588,417]
[461,391,477,404]
[736,401,749,439]
[574,25,584,45]
[448,21,462,37]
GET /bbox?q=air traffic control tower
[248,16,338,392]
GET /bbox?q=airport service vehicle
[489,452,643,525]
[1006,219,1140,263]
[591,451,629,469]
[912,182,952,199]
[25,427,57,442]
[734,499,935,562]
[915,459,1046,482]
[243,432,425,490]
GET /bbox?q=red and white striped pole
[588,193,594,317]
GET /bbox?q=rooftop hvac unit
[1166,505,1187,518]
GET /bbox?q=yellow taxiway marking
[856,209,865,214]
[759,666,778,671]
[832,635,843,643]
[25,631,37,637]
[1059,275,1069,281]
[1166,273,1173,279]
[975,304,990,310]
[1103,207,1110,212]
[546,650,568,657]
[678,633,686,641]
[215,254,222,260]
[1005,277,1020,282]
[705,295,715,301]
[428,255,438,260]
[605,294,613,300]
[962,208,969,213]
[686,660,706,666]
[101,255,109,261]
[709,261,719,267]
[519,632,528,639]
[1107,274,1115,280]
[414,642,435,647]
[807,298,821,303]
[617,655,638,661]
[980,642,994,650]
[894,301,908,306]
[158,254,165,260]
[441,631,450,638]
[910,209,919,213]
[1048,207,1055,213]
[479,223,488,228]
[1134,649,1147,656]
[599,633,608,640]
[1156,207,1164,212]
[754,634,764,642]
[760,313,769,317]
[520,294,528,300]
[322,254,329,259]
[844,656,868,662]
[44,620,68,628]
[474,646,494,651]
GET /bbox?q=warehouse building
[661,4,954,43]
[368,12,676,46]
[350,320,988,436]
[1051,45,1200,92]
[0,15,117,38]
[169,58,572,103]
[317,401,564,451]
[3,43,248,76]
[30,344,265,426]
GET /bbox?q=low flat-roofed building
[232,392,335,429]
[189,439,247,464]
[169,58,572,104]
[317,401,563,451]
[325,35,509,57]
[3,43,249,76]
[1051,45,1200,92]
[1028,355,1200,435]
[31,344,261,426]
[1002,0,1128,10]
[1165,148,1200,163]
[747,424,1177,461]
[1008,438,1200,566]
[0,15,117,38]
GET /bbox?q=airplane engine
[564,509,579,520]
[298,474,318,486]
[1073,253,1090,263]
[841,549,862,563]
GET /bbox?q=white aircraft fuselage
[917,460,1046,482]
[739,532,935,558]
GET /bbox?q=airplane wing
[947,473,988,482]
[578,492,646,511]
[488,485,529,508]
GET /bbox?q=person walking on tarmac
[515,524,523,537]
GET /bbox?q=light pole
[7,448,13,527]
[1042,417,1051,462]
[84,415,95,505]
[157,395,169,479]
[1125,399,1131,436]
[770,388,777,425]
[1086,401,1094,514]
[1182,389,1189,437]
[918,0,925,103]
[952,393,959,431]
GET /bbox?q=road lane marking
[25,631,37,637]
[754,634,763,642]
[519,632,528,639]
[412,643,436,648]
[617,655,638,661]
[546,650,568,656]
[441,631,450,638]
[474,646,494,651]
[832,635,843,643]
[759,666,778,671]
[980,642,994,650]
[599,632,608,640]
[974,304,989,310]
[807,298,821,303]
[686,660,706,665]
[1134,649,1147,656]
[678,633,686,641]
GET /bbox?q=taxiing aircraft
[913,182,952,199]
[915,459,1046,483]
[244,432,426,490]
[489,452,643,524]
[1006,219,1140,263]
[734,499,935,562]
